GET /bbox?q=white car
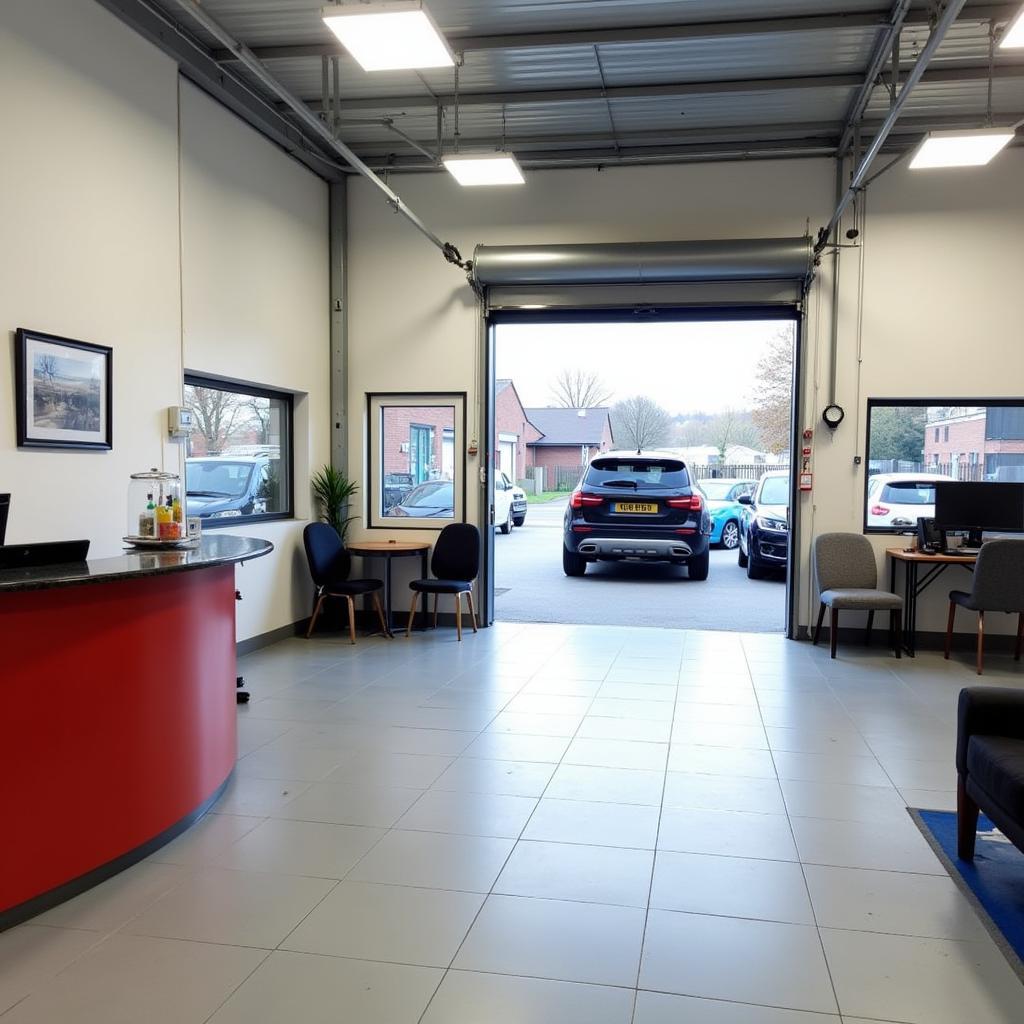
[866,472,955,528]
[495,471,527,533]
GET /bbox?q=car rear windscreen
[585,459,690,489]
[880,482,937,505]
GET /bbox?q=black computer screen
[934,481,1024,532]
[0,494,9,546]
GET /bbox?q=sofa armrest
[957,687,1024,775]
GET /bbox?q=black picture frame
[15,328,113,451]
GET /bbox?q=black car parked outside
[562,452,712,580]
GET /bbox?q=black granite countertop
[0,535,274,592]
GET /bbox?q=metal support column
[329,180,348,473]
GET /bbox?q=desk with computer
[888,480,1024,656]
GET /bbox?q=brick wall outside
[495,383,542,479]
[923,414,1024,473]
[381,406,454,479]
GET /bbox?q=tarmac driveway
[494,497,786,632]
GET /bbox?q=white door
[499,434,517,482]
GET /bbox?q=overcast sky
[495,320,794,417]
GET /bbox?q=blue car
[697,478,757,550]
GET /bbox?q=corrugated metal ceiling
[145,0,1024,170]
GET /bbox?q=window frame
[864,397,1024,534]
[367,392,467,530]
[183,373,294,528]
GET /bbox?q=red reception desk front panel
[1,565,238,922]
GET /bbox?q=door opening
[484,310,800,635]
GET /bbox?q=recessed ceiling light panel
[322,1,454,72]
[908,128,1014,169]
[1000,7,1024,48]
[443,151,526,186]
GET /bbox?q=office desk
[887,547,976,656]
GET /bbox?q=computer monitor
[934,481,1024,545]
[0,494,9,546]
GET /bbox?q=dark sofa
[957,687,1024,860]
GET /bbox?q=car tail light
[675,528,696,535]
[870,504,890,516]
[570,490,603,509]
[572,524,594,533]
[666,494,703,511]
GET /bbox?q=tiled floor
[4,622,1024,1023]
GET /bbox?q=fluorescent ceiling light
[908,128,1014,169]
[1000,6,1024,48]
[443,151,526,186]
[322,1,453,72]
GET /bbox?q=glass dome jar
[128,468,184,541]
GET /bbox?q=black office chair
[303,523,390,643]
[406,523,480,641]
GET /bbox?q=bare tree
[184,384,244,452]
[243,397,271,444]
[611,395,672,450]
[550,368,611,409]
[750,329,794,454]
[707,408,760,461]
[37,355,57,385]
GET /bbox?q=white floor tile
[576,717,673,742]
[273,780,422,826]
[671,721,770,750]
[122,867,333,947]
[462,732,571,762]
[212,775,311,816]
[1,933,265,1024]
[495,840,654,907]
[666,744,778,779]
[0,926,104,1015]
[633,990,840,1023]
[523,798,661,849]
[657,808,798,861]
[396,789,538,838]
[564,737,669,771]
[281,880,484,966]
[789,816,945,874]
[326,750,454,788]
[32,861,186,932]
[804,864,989,940]
[663,772,787,814]
[770,750,892,787]
[347,829,515,891]
[588,697,675,721]
[780,779,908,824]
[650,851,814,924]
[149,812,264,866]
[639,910,838,1014]
[214,817,384,878]
[432,757,556,797]
[206,950,442,1024]
[421,970,635,1024]
[544,763,666,805]
[453,894,645,987]
[821,927,1024,1023]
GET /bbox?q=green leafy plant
[311,465,359,539]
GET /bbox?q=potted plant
[311,465,359,540]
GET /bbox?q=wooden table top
[346,540,431,554]
[886,546,977,564]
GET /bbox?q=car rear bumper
[567,528,708,562]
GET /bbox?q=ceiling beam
[346,113,1024,159]
[212,4,1021,62]
[304,61,1024,113]
[93,0,345,180]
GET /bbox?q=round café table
[345,539,431,634]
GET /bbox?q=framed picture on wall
[14,328,113,450]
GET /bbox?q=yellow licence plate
[614,502,658,514]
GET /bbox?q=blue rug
[911,808,1024,981]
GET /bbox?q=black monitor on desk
[0,494,9,546]
[934,481,1024,547]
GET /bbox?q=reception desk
[0,534,272,929]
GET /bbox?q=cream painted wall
[0,0,329,642]
[347,151,1024,638]
[178,81,329,641]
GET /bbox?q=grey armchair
[812,533,903,659]
[944,539,1024,675]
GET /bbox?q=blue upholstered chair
[303,523,389,643]
[406,523,480,641]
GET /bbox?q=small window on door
[368,393,466,528]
